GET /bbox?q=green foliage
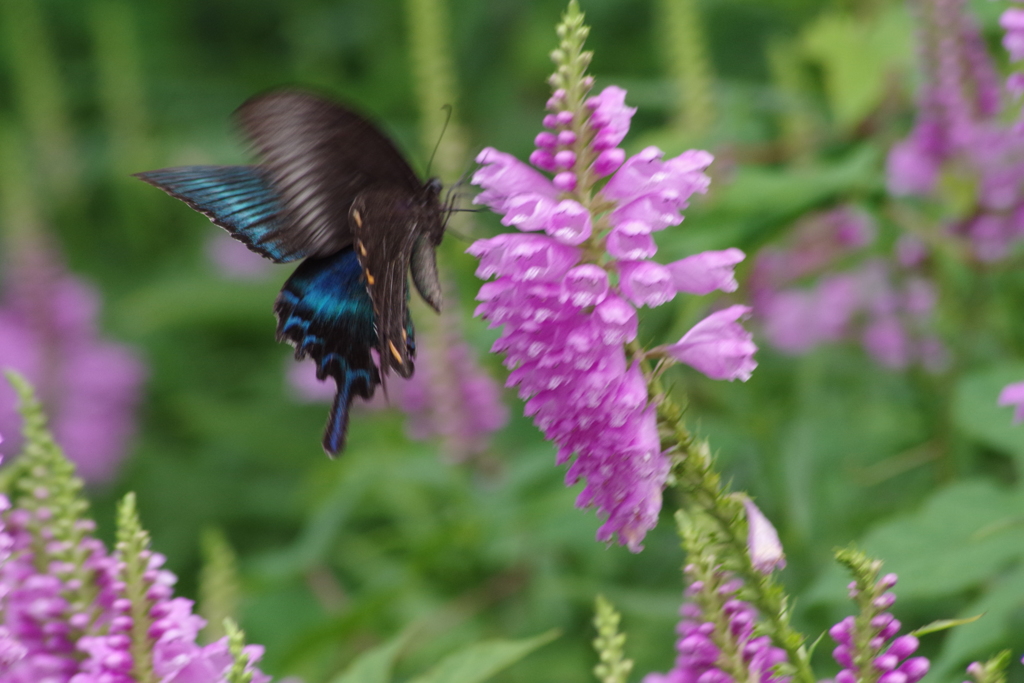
[329,627,556,683]
[592,596,633,683]
[405,630,559,683]
[117,492,158,683]
[800,5,913,131]
[225,619,257,683]
[331,631,411,683]
[199,527,242,643]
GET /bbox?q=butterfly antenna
[425,104,454,178]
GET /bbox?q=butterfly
[135,89,449,455]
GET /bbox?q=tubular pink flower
[561,265,609,307]
[665,306,757,381]
[607,222,657,260]
[667,248,745,295]
[472,147,558,212]
[500,193,558,231]
[610,194,684,232]
[743,499,786,574]
[602,146,713,209]
[546,200,593,245]
[617,261,676,308]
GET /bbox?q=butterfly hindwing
[349,189,424,379]
[274,247,382,454]
[233,90,424,262]
[133,165,301,262]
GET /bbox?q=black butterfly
[135,89,448,455]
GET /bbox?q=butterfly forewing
[234,91,423,262]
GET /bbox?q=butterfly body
[136,89,446,455]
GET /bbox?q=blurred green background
[3,0,1024,681]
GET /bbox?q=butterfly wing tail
[275,249,380,456]
[323,373,356,456]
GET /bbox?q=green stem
[659,395,815,683]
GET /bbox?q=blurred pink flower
[998,381,1024,423]
[0,241,145,483]
[206,230,272,279]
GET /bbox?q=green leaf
[930,566,1024,679]
[801,6,912,130]
[804,480,1024,606]
[406,630,560,683]
[911,613,984,637]
[330,631,411,683]
[953,364,1024,468]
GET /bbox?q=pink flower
[998,381,1024,423]
[470,78,755,550]
[886,136,940,196]
[206,230,271,279]
[1001,8,1024,61]
[667,248,745,295]
[743,499,786,574]
[665,306,758,381]
[617,261,676,308]
[0,242,146,484]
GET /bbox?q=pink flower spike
[618,261,676,308]
[743,498,786,573]
[546,200,593,245]
[665,305,757,381]
[606,221,657,260]
[998,381,1024,423]
[557,130,577,146]
[667,248,745,295]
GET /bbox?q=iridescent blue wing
[274,247,413,455]
[134,165,301,263]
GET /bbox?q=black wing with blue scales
[274,247,416,455]
[133,165,302,263]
